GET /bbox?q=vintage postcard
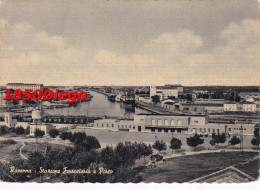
[0,0,259,184]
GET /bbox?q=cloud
[0,18,87,85]
[0,17,259,86]
[93,19,260,85]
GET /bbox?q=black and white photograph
[0,0,259,184]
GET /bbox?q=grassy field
[21,142,67,158]
[140,151,259,183]
[0,140,22,163]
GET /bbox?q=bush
[49,128,59,138]
[152,140,167,152]
[14,126,25,135]
[34,129,45,138]
[150,154,163,162]
[0,139,17,145]
[0,126,9,136]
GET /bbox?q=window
[151,128,155,132]
[151,119,156,125]
[164,120,169,126]
[208,128,210,132]
[97,123,99,127]
[133,126,135,129]
[217,129,220,133]
[129,125,131,129]
[112,124,114,127]
[158,128,162,132]
[177,120,182,126]
[107,124,109,127]
[194,121,198,124]
[229,128,231,131]
[102,124,104,127]
[158,120,162,126]
[213,129,215,132]
[171,120,175,126]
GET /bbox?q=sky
[0,0,259,86]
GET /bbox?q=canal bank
[43,90,151,119]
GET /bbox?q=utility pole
[240,125,244,154]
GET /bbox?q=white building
[224,102,237,112]
[93,114,256,135]
[94,114,208,134]
[6,83,43,91]
[242,102,257,112]
[150,85,183,100]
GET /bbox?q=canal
[44,90,151,118]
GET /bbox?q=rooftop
[135,113,207,117]
[7,83,43,86]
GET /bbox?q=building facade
[150,85,183,100]
[6,83,43,91]
[94,114,208,134]
[93,114,256,135]
[224,102,237,112]
[242,102,257,112]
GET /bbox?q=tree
[76,136,101,151]
[49,128,59,138]
[137,143,153,162]
[212,132,226,147]
[152,140,167,153]
[251,138,260,149]
[14,126,25,135]
[151,95,160,104]
[59,131,69,141]
[186,134,204,150]
[70,132,87,145]
[209,139,215,147]
[251,128,260,149]
[34,129,45,138]
[28,151,45,172]
[0,125,8,136]
[169,137,182,153]
[229,135,241,149]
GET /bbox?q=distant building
[6,83,43,91]
[224,102,237,112]
[150,84,183,100]
[242,102,257,112]
[239,92,260,100]
[0,90,13,107]
[194,98,224,105]
[94,114,208,134]
[93,113,256,135]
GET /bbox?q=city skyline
[0,0,260,86]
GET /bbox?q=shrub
[150,154,163,162]
[0,139,17,145]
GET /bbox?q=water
[44,90,151,119]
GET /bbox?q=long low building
[93,114,256,135]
